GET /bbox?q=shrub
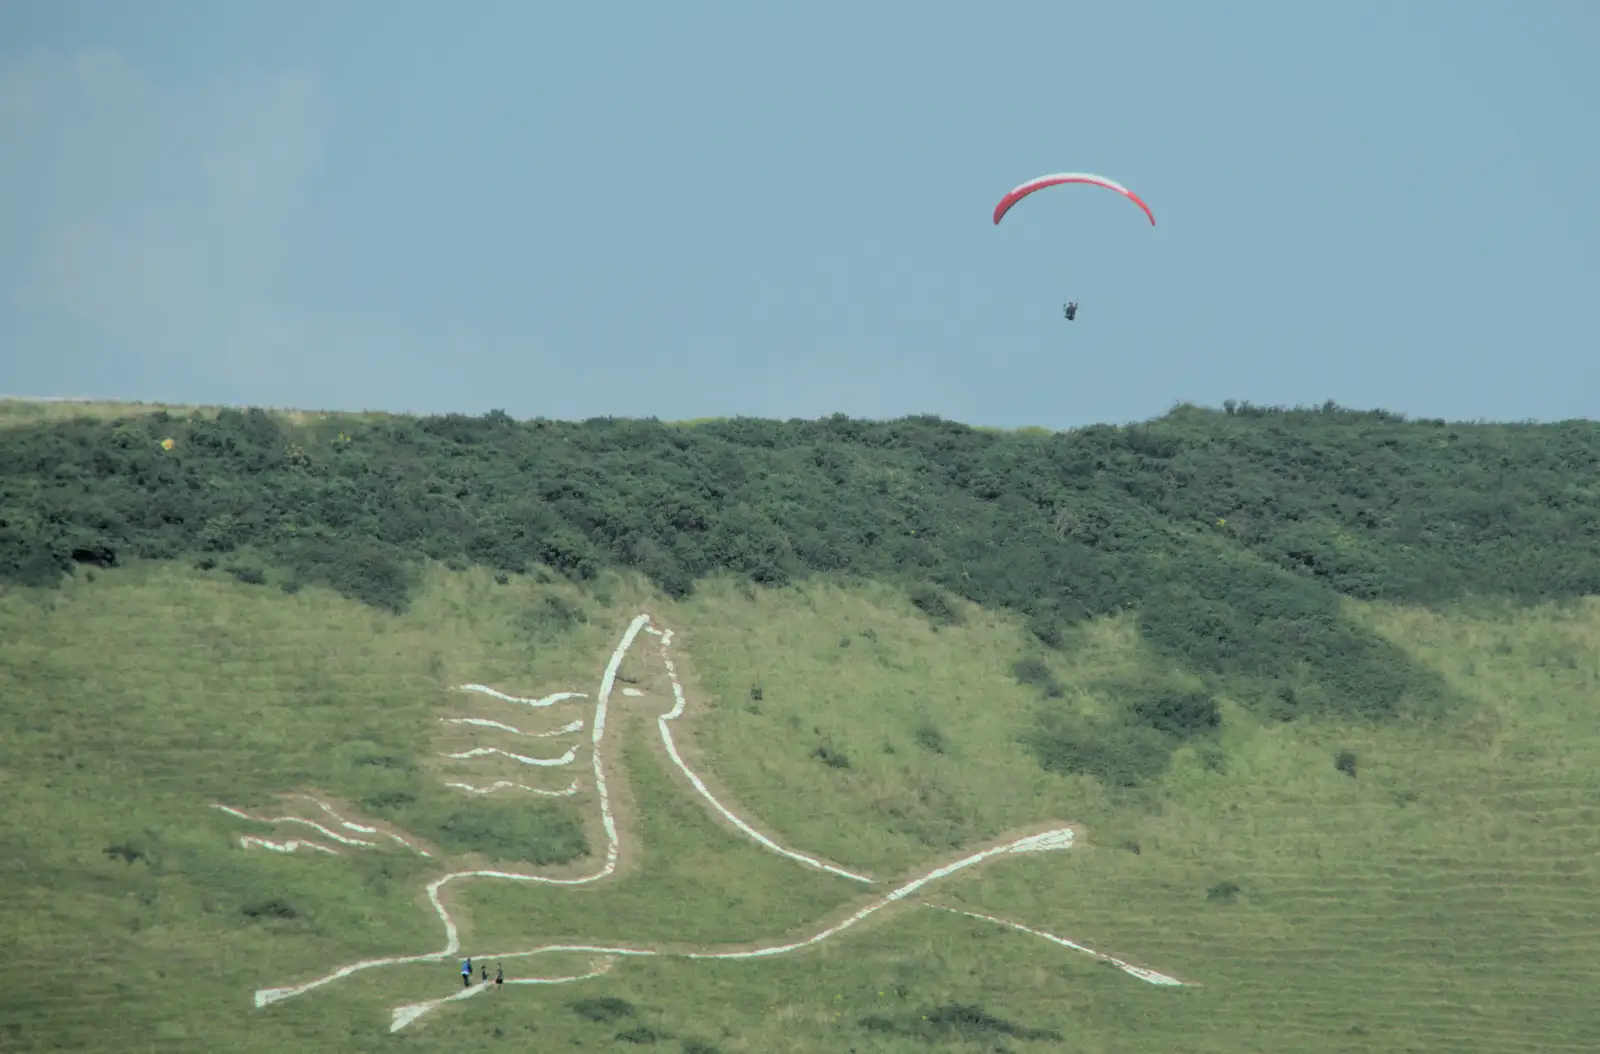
[1336,749,1359,777]
[1129,686,1221,738]
[1012,657,1064,698]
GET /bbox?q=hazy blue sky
[3,1,1596,427]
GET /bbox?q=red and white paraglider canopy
[992,172,1156,227]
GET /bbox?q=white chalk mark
[438,745,578,767]
[442,717,523,735]
[386,832,432,858]
[645,625,875,884]
[441,716,584,738]
[504,960,616,987]
[927,906,1193,986]
[240,835,338,855]
[455,685,585,708]
[444,780,581,798]
[621,688,643,697]
[682,827,1074,961]
[211,804,378,848]
[308,797,377,833]
[391,984,488,1033]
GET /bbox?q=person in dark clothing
[481,964,488,985]
[495,964,504,992]
[1063,300,1079,321]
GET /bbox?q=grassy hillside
[2,400,1599,1051]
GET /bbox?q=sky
[2,1,1596,429]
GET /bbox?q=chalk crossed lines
[216,613,1193,1033]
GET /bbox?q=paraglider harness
[1063,300,1079,321]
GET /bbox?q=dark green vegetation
[5,401,1599,789]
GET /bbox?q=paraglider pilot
[1063,300,1079,321]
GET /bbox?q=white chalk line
[239,835,338,855]
[443,780,580,798]
[455,685,585,708]
[926,906,1193,987]
[232,612,1187,1032]
[644,624,875,884]
[310,797,376,833]
[441,716,584,738]
[438,744,578,767]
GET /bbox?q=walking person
[461,957,472,988]
[495,963,503,993]
[481,964,488,985]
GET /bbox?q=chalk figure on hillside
[231,612,1190,1034]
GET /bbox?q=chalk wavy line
[441,716,585,738]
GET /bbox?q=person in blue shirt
[461,957,472,987]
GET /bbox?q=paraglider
[993,171,1154,322]
[992,172,1156,227]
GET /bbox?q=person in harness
[1063,300,1079,321]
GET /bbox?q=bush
[1335,749,1359,777]
[1208,880,1242,903]
[286,539,413,613]
[810,743,851,769]
[1012,657,1064,698]
[914,724,947,754]
[1028,714,1173,788]
[241,898,299,920]
[1128,686,1221,738]
[517,593,588,640]
[226,564,266,586]
[614,1027,660,1044]
[918,1003,1061,1043]
[908,583,962,626]
[569,996,636,1023]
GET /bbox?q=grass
[2,562,1599,1051]
[0,396,402,431]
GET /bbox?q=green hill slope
[2,400,1598,1052]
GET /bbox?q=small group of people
[461,957,504,990]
